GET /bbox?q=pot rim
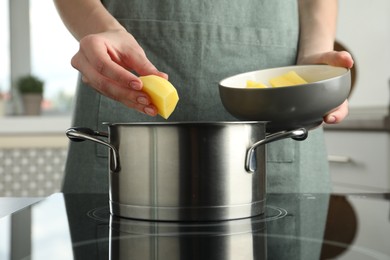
[103,121,269,126]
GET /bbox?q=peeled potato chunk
[269,71,308,87]
[245,71,307,89]
[246,80,268,88]
[139,75,179,119]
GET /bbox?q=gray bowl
[219,65,351,131]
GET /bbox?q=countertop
[0,116,71,135]
[324,106,390,132]
[0,197,42,218]
[0,108,388,133]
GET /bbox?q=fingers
[74,34,142,90]
[70,32,166,116]
[133,59,169,80]
[324,99,349,124]
[304,52,352,124]
[300,50,354,69]
[121,45,168,79]
[99,32,169,80]
[298,50,352,125]
[78,60,158,116]
[320,51,354,69]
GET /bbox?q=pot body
[107,122,267,221]
[67,122,308,221]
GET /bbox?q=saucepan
[66,121,307,221]
[219,65,351,131]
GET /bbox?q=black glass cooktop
[0,193,389,260]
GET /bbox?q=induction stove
[0,193,389,260]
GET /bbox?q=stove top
[1,193,389,260]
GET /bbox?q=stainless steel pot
[66,122,307,221]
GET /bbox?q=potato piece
[246,80,268,88]
[282,71,308,85]
[269,71,308,87]
[139,75,179,119]
[269,76,294,87]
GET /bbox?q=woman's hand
[54,0,168,116]
[297,0,354,124]
[298,51,354,124]
[71,29,168,116]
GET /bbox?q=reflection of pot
[66,122,307,221]
[109,214,267,260]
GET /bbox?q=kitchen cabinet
[324,130,390,193]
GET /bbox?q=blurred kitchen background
[0,0,76,196]
[0,0,389,196]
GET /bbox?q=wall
[336,0,390,108]
[0,145,66,196]
[0,117,70,197]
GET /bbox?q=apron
[63,0,331,194]
[63,1,331,259]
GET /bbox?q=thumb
[320,51,354,69]
[131,52,169,80]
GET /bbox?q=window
[0,0,10,97]
[30,0,78,115]
[2,0,79,116]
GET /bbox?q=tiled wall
[0,147,67,197]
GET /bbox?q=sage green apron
[63,1,330,258]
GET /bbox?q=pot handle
[245,128,308,173]
[65,127,120,172]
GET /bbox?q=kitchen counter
[1,192,389,259]
[324,106,390,132]
[0,197,42,218]
[0,116,71,135]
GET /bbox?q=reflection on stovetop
[88,204,288,224]
[0,193,389,260]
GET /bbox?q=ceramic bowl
[218,65,351,131]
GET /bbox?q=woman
[54,0,353,193]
